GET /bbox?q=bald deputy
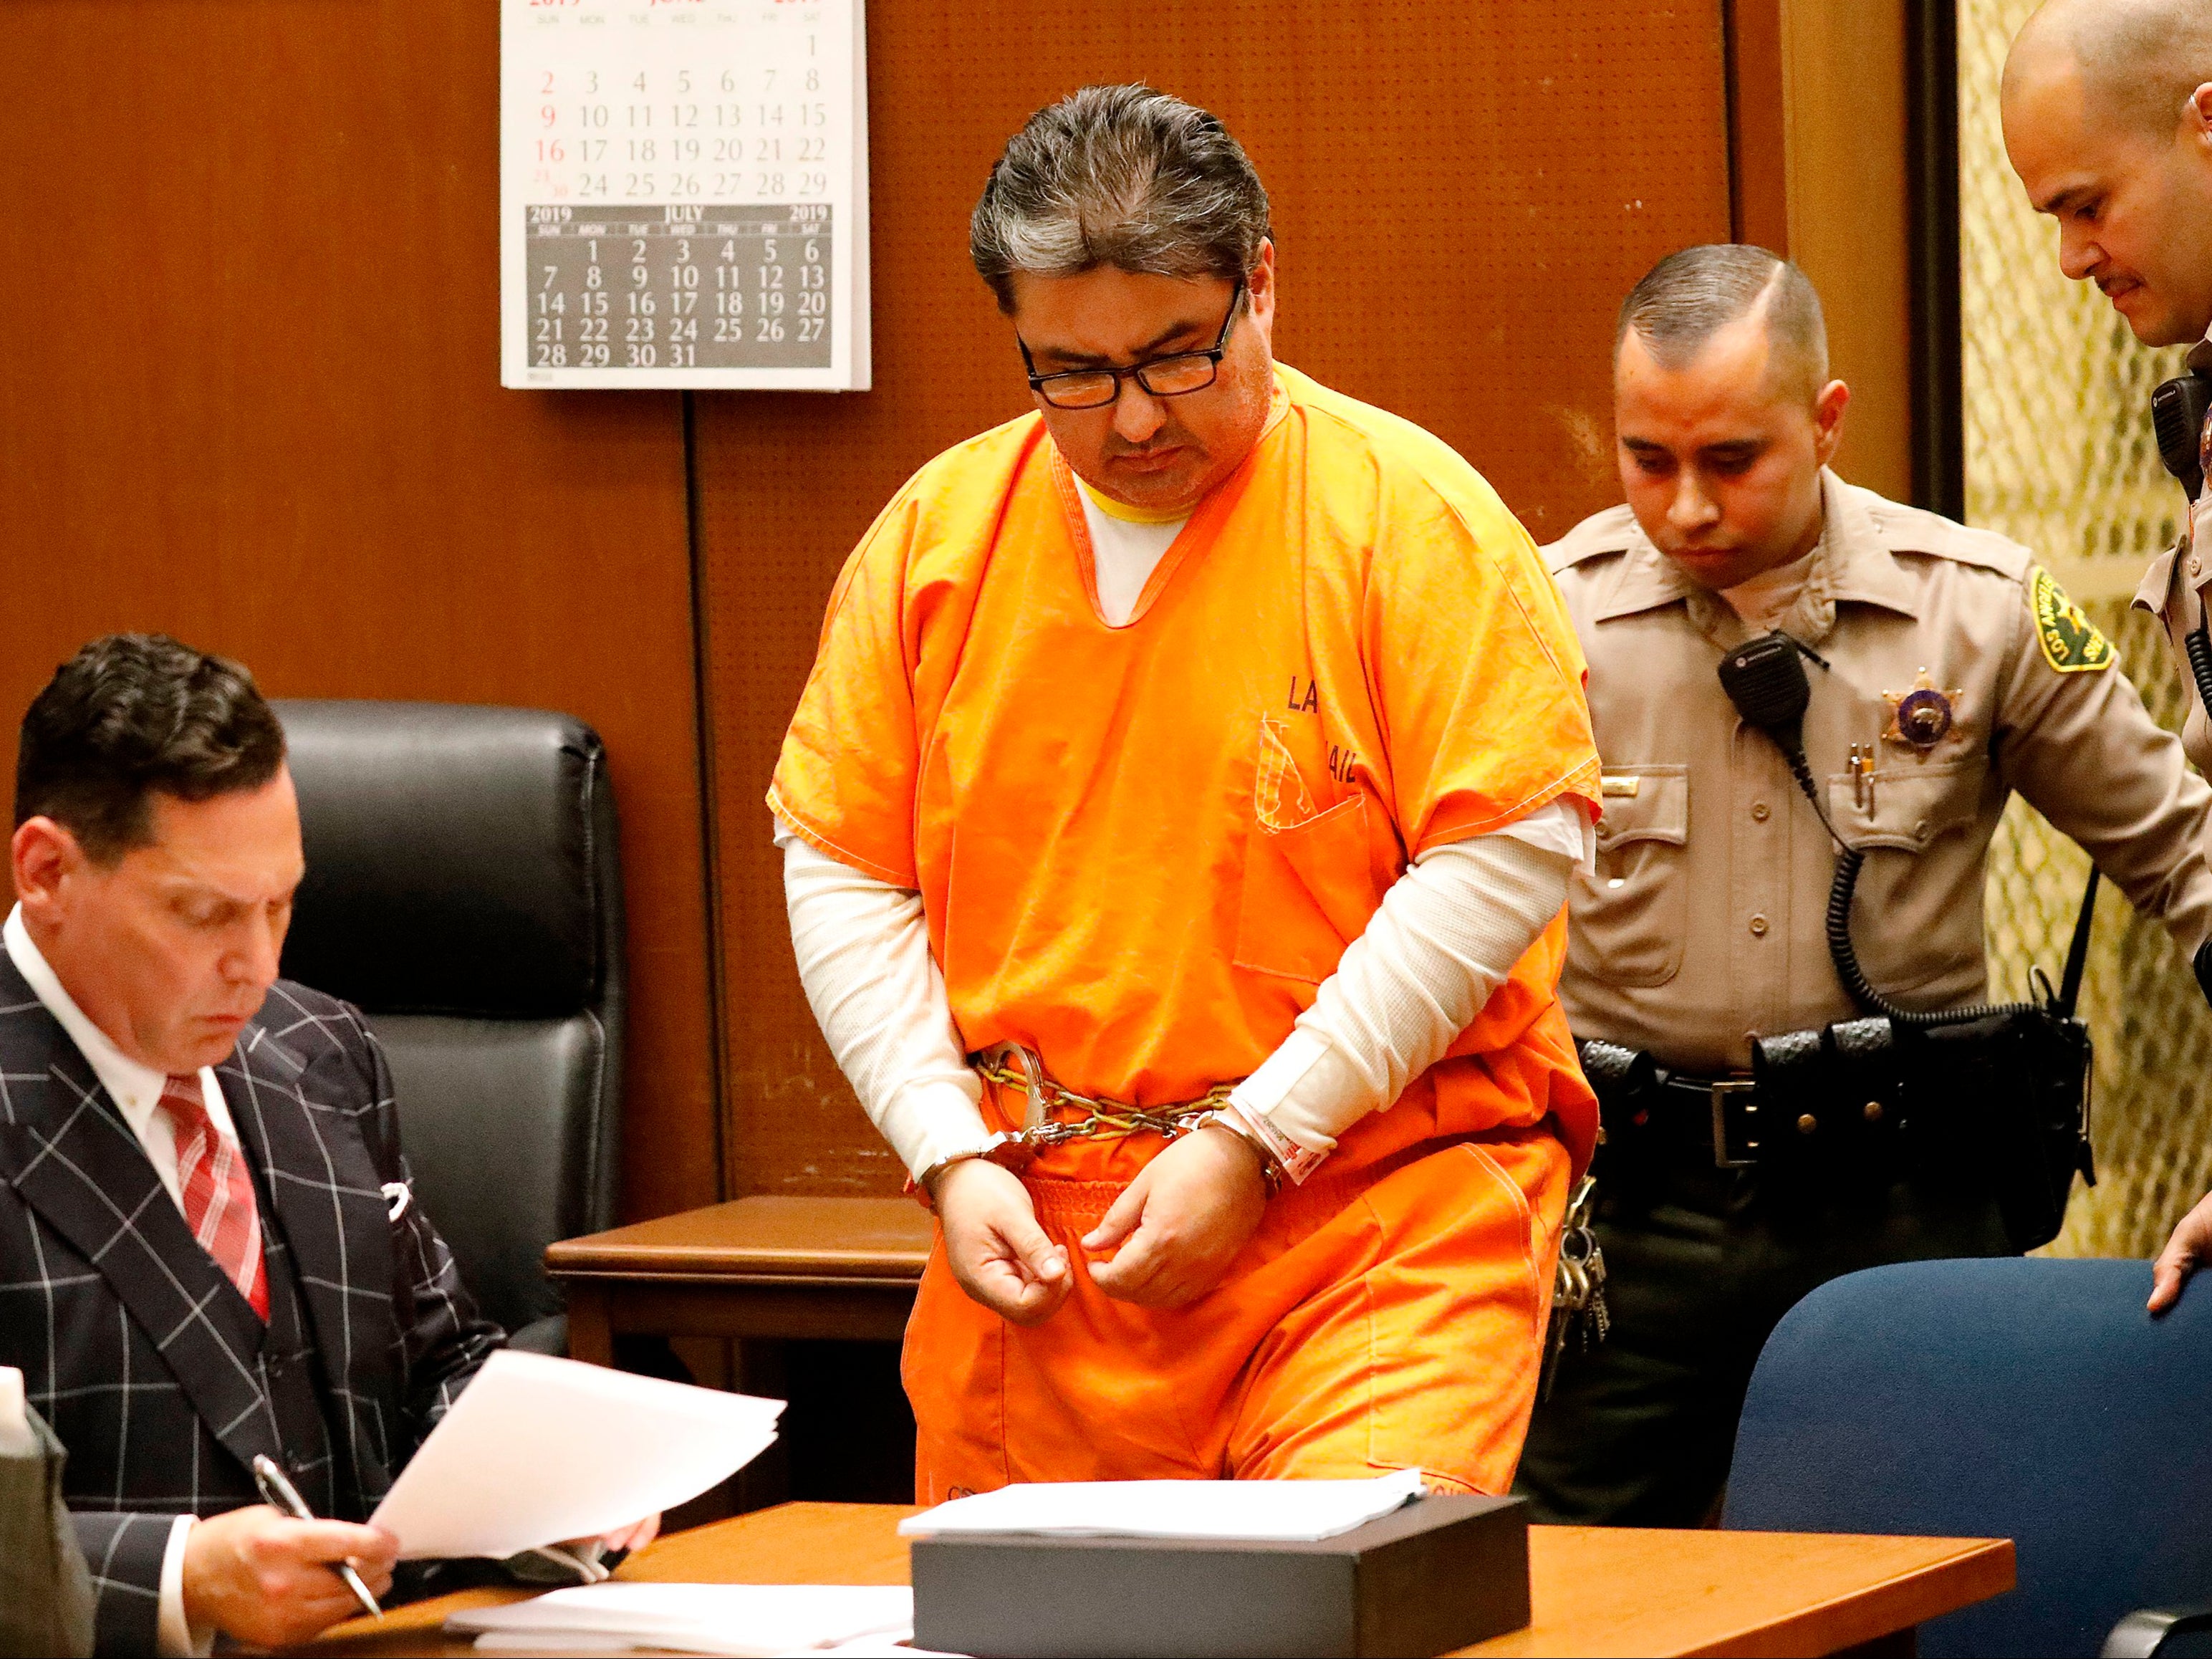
[1513,244,2212,1527]
[2004,0,2212,1313]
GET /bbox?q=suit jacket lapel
[221,1020,396,1470]
[0,959,282,1472]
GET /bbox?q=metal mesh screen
[1961,0,2207,1256]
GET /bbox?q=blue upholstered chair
[1721,1257,2212,1658]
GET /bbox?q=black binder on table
[908,1491,1531,1658]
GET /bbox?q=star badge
[1883,669,1963,754]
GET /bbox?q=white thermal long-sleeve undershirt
[777,800,1584,1179]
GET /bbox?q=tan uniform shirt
[2132,324,2212,770]
[1547,471,2212,1072]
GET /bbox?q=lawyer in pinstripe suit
[0,636,551,1654]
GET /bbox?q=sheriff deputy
[1515,244,2212,1526]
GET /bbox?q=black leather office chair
[272,701,625,1355]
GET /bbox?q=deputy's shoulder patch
[2030,567,2115,673]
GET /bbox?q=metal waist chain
[972,1043,1236,1151]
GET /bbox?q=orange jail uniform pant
[902,1125,1572,1502]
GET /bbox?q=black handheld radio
[2153,373,2212,703]
[2153,373,2211,501]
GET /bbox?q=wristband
[1196,1110,1283,1196]
[1199,1100,1326,1189]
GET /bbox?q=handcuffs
[911,1042,1324,1206]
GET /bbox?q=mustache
[1101,420,1198,460]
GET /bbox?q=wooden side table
[546,1196,936,1365]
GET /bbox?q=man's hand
[1084,1125,1269,1308]
[930,1158,1072,1324]
[182,1504,398,1650]
[2150,1191,2212,1313]
[594,1514,660,1555]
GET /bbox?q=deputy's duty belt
[1582,1030,1924,1173]
[1574,1017,2095,1257]
[1666,1075,1764,1168]
[1592,1060,1766,1170]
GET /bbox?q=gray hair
[970,85,1270,314]
[1615,244,1830,403]
[2007,0,2212,139]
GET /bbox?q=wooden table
[307,1501,2013,1658]
[547,1197,935,1364]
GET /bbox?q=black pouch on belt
[1574,1037,1663,1187]
[1750,1018,1905,1184]
[1751,1009,2091,1249]
[1890,1009,2094,1253]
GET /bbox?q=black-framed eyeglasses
[1019,278,1246,410]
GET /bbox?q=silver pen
[251,1453,383,1620]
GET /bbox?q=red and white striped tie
[160,1073,269,1320]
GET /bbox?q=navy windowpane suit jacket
[0,954,503,1653]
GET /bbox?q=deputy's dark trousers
[1514,1154,2014,1526]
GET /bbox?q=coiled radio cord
[1724,633,2057,1029]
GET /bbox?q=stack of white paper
[372,1350,784,1560]
[445,1584,914,1655]
[895,1467,1428,1543]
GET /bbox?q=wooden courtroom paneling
[0,2,720,1225]
[1730,0,1793,253]
[1777,0,1915,504]
[696,1,1737,1196]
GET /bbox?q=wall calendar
[501,0,870,390]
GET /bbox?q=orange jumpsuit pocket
[1358,1139,1562,1494]
[1233,793,1379,984]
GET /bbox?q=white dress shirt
[5,906,222,1658]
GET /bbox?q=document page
[372,1350,783,1559]
[896,1466,1427,1543]
[447,1584,913,1656]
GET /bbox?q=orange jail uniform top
[771,365,1602,1499]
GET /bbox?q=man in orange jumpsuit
[771,85,1602,1501]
